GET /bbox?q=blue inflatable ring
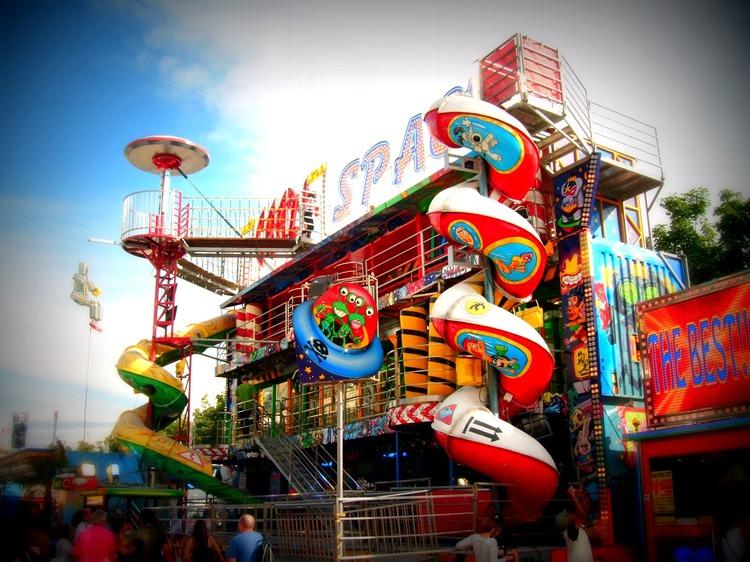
[292,300,383,380]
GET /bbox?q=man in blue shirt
[227,513,263,562]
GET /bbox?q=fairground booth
[629,271,750,561]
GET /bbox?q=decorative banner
[553,154,608,541]
[387,401,440,428]
[53,473,100,492]
[553,154,600,236]
[638,271,750,427]
[591,239,687,398]
[330,85,466,226]
[558,234,597,384]
[12,412,29,450]
[304,162,327,188]
[293,283,383,384]
[569,397,595,475]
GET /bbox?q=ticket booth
[629,271,750,561]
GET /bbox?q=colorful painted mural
[603,404,646,477]
[293,282,384,384]
[552,154,608,537]
[299,415,393,448]
[553,155,600,235]
[590,239,687,398]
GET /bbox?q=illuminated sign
[638,272,750,427]
[329,86,465,227]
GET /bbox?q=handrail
[589,100,663,179]
[250,404,361,493]
[559,55,592,149]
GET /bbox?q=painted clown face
[312,282,378,349]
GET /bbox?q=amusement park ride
[107,33,689,557]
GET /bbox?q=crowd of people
[3,504,269,562]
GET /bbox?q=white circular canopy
[124,135,210,176]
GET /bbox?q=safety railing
[478,35,522,107]
[232,402,361,494]
[123,187,328,292]
[590,100,663,181]
[340,490,440,559]
[363,223,474,298]
[560,55,593,150]
[477,34,662,196]
[148,483,569,561]
[274,370,395,438]
[179,254,288,292]
[191,410,233,447]
[121,189,187,241]
[519,35,564,108]
[183,193,316,241]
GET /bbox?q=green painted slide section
[115,316,257,504]
[123,441,257,504]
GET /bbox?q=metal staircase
[252,407,361,495]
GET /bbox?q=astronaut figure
[456,119,501,162]
[71,262,102,322]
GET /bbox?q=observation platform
[479,33,663,201]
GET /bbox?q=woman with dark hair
[184,520,224,562]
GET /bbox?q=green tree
[161,393,229,445]
[714,189,750,275]
[75,440,97,452]
[192,393,228,445]
[74,437,119,452]
[652,188,749,284]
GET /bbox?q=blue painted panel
[66,451,144,485]
[590,238,687,398]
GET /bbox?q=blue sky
[1,0,747,449]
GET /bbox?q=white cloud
[123,0,748,223]
[0,196,227,449]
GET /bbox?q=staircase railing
[249,404,361,495]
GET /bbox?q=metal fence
[150,483,567,561]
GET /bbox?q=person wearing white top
[73,507,93,543]
[555,486,594,562]
[456,517,518,562]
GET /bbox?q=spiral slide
[432,386,558,523]
[430,277,557,523]
[111,314,255,503]
[423,95,539,202]
[428,186,546,301]
[424,94,557,523]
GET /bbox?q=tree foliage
[73,436,120,453]
[652,188,750,284]
[161,393,228,445]
[714,190,750,276]
[192,393,228,445]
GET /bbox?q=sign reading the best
[638,273,750,427]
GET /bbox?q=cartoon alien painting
[313,283,377,349]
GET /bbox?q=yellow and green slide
[111,314,256,503]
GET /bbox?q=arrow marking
[463,417,503,442]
